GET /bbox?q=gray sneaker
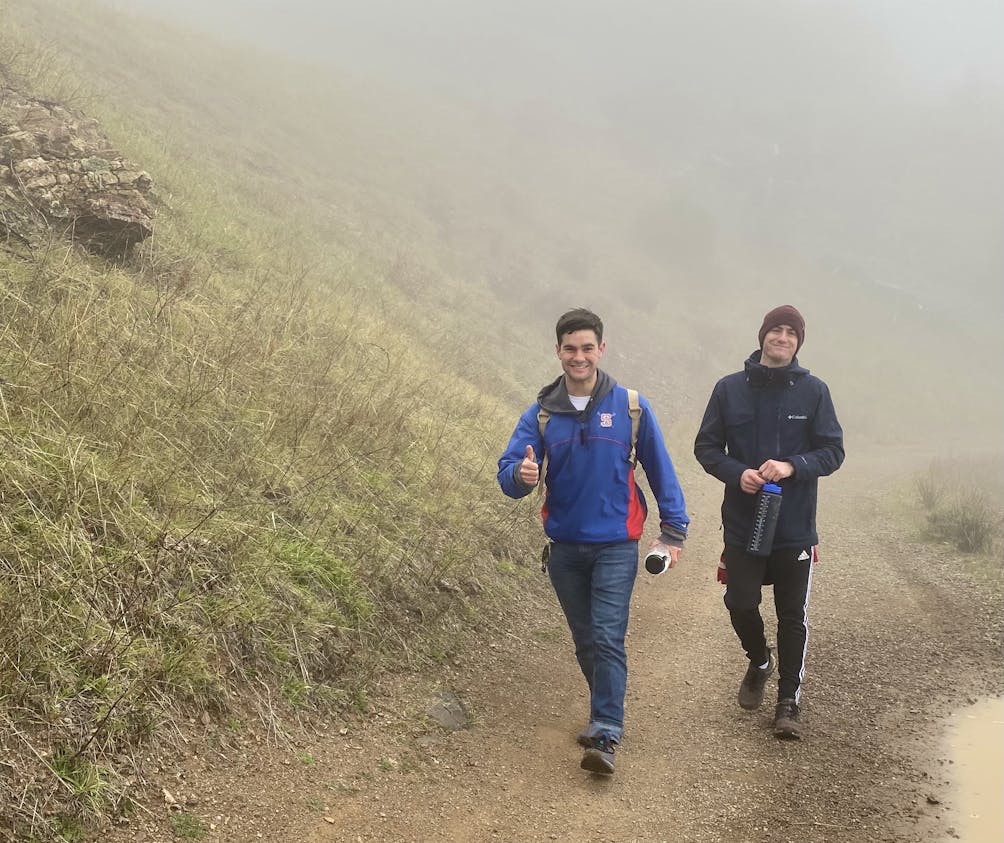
[580,734,616,775]
[773,698,802,740]
[576,727,590,747]
[738,649,775,710]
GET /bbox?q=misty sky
[120,0,1004,95]
[4,0,991,447]
[114,0,1003,318]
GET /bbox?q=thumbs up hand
[519,444,539,487]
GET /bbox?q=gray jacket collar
[536,368,617,415]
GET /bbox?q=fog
[108,0,1004,453]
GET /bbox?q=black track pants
[722,544,814,702]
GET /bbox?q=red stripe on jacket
[626,470,645,539]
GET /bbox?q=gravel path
[105,457,1003,843]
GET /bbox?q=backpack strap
[626,388,642,468]
[537,392,642,467]
[537,407,550,439]
[535,407,550,493]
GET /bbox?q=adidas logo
[797,550,811,561]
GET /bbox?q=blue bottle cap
[763,483,782,494]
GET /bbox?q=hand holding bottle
[644,540,680,575]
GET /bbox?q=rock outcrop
[1,85,155,256]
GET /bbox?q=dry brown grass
[1,12,545,840]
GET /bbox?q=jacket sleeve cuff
[513,463,537,492]
[780,457,801,480]
[658,525,687,547]
[727,465,747,489]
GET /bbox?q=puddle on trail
[944,696,1004,842]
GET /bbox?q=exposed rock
[426,690,470,731]
[1,85,154,256]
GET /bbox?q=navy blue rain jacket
[694,351,844,550]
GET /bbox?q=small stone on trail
[427,690,470,731]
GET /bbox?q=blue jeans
[547,541,638,743]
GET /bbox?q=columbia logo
[788,414,808,420]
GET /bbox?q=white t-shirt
[569,395,590,412]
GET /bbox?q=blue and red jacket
[497,371,688,545]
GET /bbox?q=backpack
[535,387,643,468]
[534,388,643,572]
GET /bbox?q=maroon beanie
[758,305,805,352]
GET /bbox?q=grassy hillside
[1,5,555,839]
[10,0,1002,456]
[2,0,1002,838]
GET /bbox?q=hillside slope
[2,1,1002,840]
[1,11,549,841]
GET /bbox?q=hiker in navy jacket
[695,305,844,740]
[498,308,689,776]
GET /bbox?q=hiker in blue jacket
[498,307,689,776]
[694,305,844,740]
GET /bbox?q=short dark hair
[555,308,603,344]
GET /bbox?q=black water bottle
[747,483,782,556]
[644,548,670,575]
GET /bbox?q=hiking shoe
[580,734,616,775]
[737,649,775,710]
[773,698,802,740]
[576,727,591,747]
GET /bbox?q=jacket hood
[744,350,810,387]
[537,368,617,414]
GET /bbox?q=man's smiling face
[556,329,605,396]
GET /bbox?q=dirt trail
[107,458,1003,843]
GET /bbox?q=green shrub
[916,457,1003,556]
[169,813,208,840]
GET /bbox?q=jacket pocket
[779,411,810,455]
[724,411,755,460]
[725,411,755,436]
